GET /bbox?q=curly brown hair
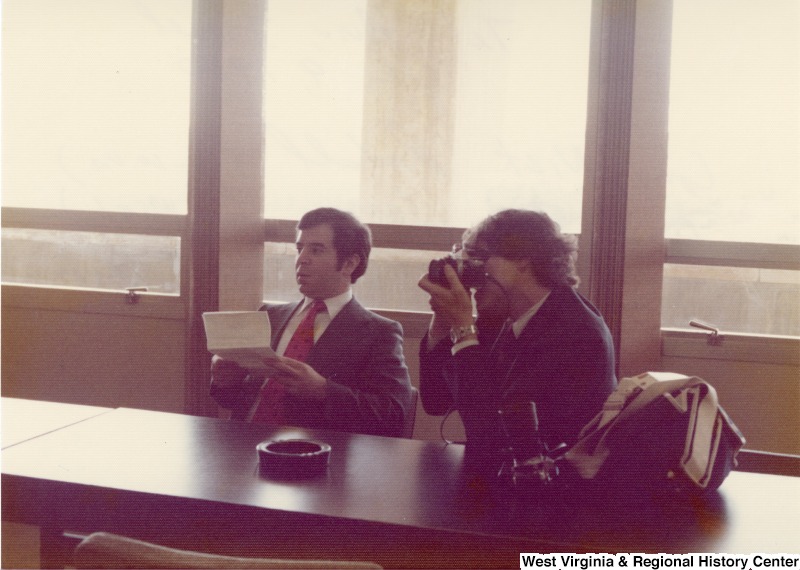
[463,209,579,289]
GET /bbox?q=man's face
[463,244,512,326]
[295,223,354,300]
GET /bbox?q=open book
[202,311,281,371]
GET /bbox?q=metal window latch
[689,319,725,346]
[125,287,148,304]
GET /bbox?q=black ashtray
[257,439,331,479]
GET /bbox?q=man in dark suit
[211,208,412,437]
[418,209,616,461]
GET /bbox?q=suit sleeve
[210,368,266,421]
[418,319,506,418]
[527,328,616,448]
[419,331,505,450]
[322,318,412,437]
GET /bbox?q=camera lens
[427,257,456,287]
[427,255,486,289]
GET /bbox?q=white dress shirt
[275,289,353,356]
[450,291,551,355]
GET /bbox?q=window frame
[1,207,189,306]
[3,0,798,411]
[661,238,800,364]
[666,240,800,271]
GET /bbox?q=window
[262,0,591,306]
[662,264,799,337]
[450,0,590,233]
[666,0,798,245]
[2,229,180,294]
[663,0,799,336]
[262,0,366,219]
[265,243,437,311]
[2,0,191,215]
[2,0,191,292]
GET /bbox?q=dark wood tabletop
[3,405,799,569]
[1,397,112,449]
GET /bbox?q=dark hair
[463,209,579,289]
[297,208,372,283]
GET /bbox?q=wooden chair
[403,386,419,438]
[72,532,382,570]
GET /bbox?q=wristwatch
[450,323,478,344]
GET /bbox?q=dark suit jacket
[419,285,616,454]
[211,298,412,437]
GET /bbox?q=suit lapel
[268,297,366,368]
[515,294,556,349]
[498,289,565,388]
[268,300,303,350]
[305,298,364,369]
[498,296,555,397]
[518,286,579,343]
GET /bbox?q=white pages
[202,311,279,371]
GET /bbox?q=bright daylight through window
[1,0,191,293]
[261,0,591,309]
[662,0,799,337]
[262,0,590,232]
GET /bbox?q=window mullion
[581,0,673,377]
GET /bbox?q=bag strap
[678,382,722,487]
[565,374,713,480]
[610,375,707,425]
[584,374,655,434]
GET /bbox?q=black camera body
[428,255,486,289]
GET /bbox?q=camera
[497,401,560,487]
[428,254,486,289]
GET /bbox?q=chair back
[403,386,419,438]
[73,532,382,570]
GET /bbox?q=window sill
[662,328,800,366]
[1,284,183,320]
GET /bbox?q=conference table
[1,397,111,450]
[2,399,799,569]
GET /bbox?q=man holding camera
[418,209,616,464]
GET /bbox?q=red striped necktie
[251,300,327,424]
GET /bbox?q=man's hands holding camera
[418,263,476,346]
